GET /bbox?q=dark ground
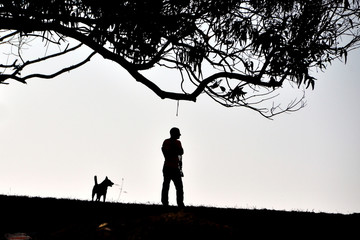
[0,195,358,239]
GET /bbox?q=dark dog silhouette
[92,176,114,202]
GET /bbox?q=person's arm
[177,141,184,156]
[162,140,168,158]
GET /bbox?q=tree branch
[0,51,96,84]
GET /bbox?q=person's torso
[162,138,183,168]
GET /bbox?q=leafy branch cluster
[0,0,359,118]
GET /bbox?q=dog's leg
[92,176,98,201]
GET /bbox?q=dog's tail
[94,175,98,185]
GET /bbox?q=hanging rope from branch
[176,100,180,117]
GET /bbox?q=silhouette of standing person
[161,127,184,207]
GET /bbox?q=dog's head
[104,176,114,187]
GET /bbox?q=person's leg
[173,176,184,207]
[161,168,171,206]
[161,177,171,206]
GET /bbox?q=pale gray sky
[0,44,359,213]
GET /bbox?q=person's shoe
[177,203,185,209]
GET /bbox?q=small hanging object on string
[116,178,127,202]
[176,100,180,117]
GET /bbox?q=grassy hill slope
[0,195,358,239]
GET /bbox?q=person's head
[170,127,181,139]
